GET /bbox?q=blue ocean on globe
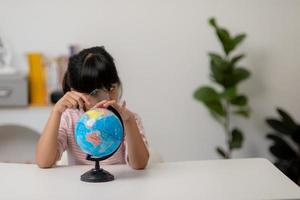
[74,108,124,158]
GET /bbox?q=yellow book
[27,52,47,106]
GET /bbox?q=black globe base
[80,155,114,183]
[80,168,114,183]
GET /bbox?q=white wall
[0,0,299,161]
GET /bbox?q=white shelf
[0,106,53,133]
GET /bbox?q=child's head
[63,46,121,106]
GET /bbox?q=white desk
[1,158,299,200]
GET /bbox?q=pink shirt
[57,108,147,165]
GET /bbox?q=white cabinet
[0,106,52,133]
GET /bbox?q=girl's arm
[36,110,62,168]
[36,91,90,168]
[124,116,149,170]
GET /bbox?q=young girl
[36,46,149,170]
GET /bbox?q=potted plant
[266,107,300,185]
[194,17,251,158]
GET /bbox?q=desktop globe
[75,107,124,158]
[74,106,124,182]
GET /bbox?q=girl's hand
[53,91,91,114]
[93,100,134,122]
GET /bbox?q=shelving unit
[0,106,52,133]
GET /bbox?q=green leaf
[233,68,250,84]
[229,128,244,150]
[221,87,237,100]
[233,107,250,118]
[208,52,223,65]
[233,34,246,48]
[291,128,300,144]
[209,55,235,88]
[209,52,232,72]
[266,134,297,160]
[216,28,233,55]
[216,146,228,158]
[210,110,225,124]
[193,86,220,103]
[209,55,248,88]
[276,108,297,127]
[208,17,217,28]
[230,95,248,106]
[194,86,225,117]
[208,17,233,55]
[210,62,226,85]
[209,18,246,56]
[266,119,295,135]
[231,54,245,65]
[205,101,225,117]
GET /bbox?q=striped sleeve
[134,113,148,146]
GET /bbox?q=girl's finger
[65,95,77,107]
[93,100,109,109]
[69,92,84,108]
[103,100,120,109]
[64,100,73,109]
[75,97,84,109]
[103,100,122,112]
[72,91,91,105]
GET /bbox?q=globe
[75,107,124,159]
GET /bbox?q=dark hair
[62,46,121,94]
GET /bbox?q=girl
[36,46,149,170]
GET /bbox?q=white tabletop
[1,158,299,200]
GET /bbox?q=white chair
[0,125,39,164]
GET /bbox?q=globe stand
[80,154,114,183]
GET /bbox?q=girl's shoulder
[131,112,146,134]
